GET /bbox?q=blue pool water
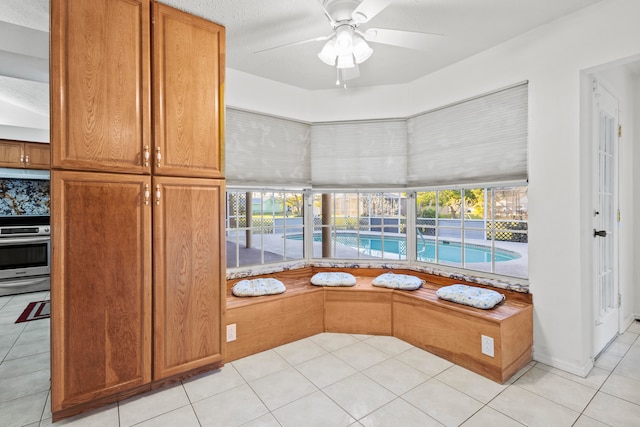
[290,234,520,263]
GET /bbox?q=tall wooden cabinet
[50,0,225,420]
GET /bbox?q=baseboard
[532,349,593,378]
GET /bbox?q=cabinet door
[153,176,225,379]
[50,0,151,174]
[0,140,24,168]
[51,171,152,418]
[153,4,225,179]
[23,143,51,169]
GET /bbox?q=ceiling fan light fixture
[318,38,338,66]
[335,26,354,55]
[352,36,373,64]
[336,53,355,69]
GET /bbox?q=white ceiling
[162,0,603,90]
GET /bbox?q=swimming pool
[290,233,520,263]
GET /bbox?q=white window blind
[225,108,311,186]
[311,119,407,188]
[407,83,528,186]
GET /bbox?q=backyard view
[226,187,528,279]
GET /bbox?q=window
[226,190,305,268]
[312,192,406,260]
[416,186,528,278]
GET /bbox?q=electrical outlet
[481,335,494,357]
[226,324,237,342]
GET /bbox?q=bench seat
[225,267,532,383]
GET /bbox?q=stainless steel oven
[0,218,50,296]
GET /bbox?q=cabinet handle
[25,155,30,165]
[144,184,150,205]
[20,155,24,164]
[155,185,161,206]
[143,146,150,167]
[156,147,161,168]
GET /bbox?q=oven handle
[0,237,51,245]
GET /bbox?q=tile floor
[2,290,640,426]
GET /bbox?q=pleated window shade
[407,83,528,186]
[310,119,407,188]
[225,108,311,186]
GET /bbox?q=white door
[592,78,619,357]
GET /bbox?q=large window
[312,192,406,260]
[416,186,528,278]
[226,190,304,268]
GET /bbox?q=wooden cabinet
[50,171,152,417]
[0,140,50,169]
[50,0,226,420]
[153,4,224,179]
[50,0,151,174]
[153,177,225,379]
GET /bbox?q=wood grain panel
[324,283,393,335]
[51,171,152,414]
[0,140,24,168]
[153,3,224,178]
[153,176,225,379]
[24,142,51,169]
[50,0,150,173]
[226,290,324,362]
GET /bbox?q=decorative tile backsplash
[0,178,50,216]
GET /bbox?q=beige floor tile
[309,332,359,351]
[182,364,245,403]
[614,356,640,382]
[323,373,396,419]
[594,351,622,371]
[362,335,414,356]
[0,390,48,427]
[402,378,483,427]
[535,363,609,389]
[133,405,200,427]
[394,347,453,377]
[436,365,508,404]
[0,369,50,403]
[192,384,269,427]
[273,390,355,427]
[460,406,524,426]
[249,367,317,410]
[333,341,390,371]
[295,352,357,388]
[360,397,443,427]
[273,337,328,365]
[571,415,610,427]
[232,349,290,382]
[513,366,597,412]
[241,413,282,427]
[0,351,49,379]
[363,357,430,395]
[615,331,638,346]
[118,384,190,427]
[626,322,640,335]
[600,373,640,405]
[489,386,580,427]
[583,391,640,426]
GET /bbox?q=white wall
[225,0,640,376]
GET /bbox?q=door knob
[593,229,607,238]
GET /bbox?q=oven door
[0,236,51,280]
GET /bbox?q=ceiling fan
[256,0,442,86]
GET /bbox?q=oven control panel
[0,226,50,237]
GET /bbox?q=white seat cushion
[232,278,286,297]
[435,284,505,309]
[310,272,356,287]
[371,273,424,290]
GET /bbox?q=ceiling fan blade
[254,35,332,54]
[318,0,337,27]
[363,28,443,51]
[351,0,392,24]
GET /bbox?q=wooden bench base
[226,267,533,383]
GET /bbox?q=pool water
[291,233,520,263]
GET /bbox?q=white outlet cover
[226,324,237,342]
[481,335,494,357]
